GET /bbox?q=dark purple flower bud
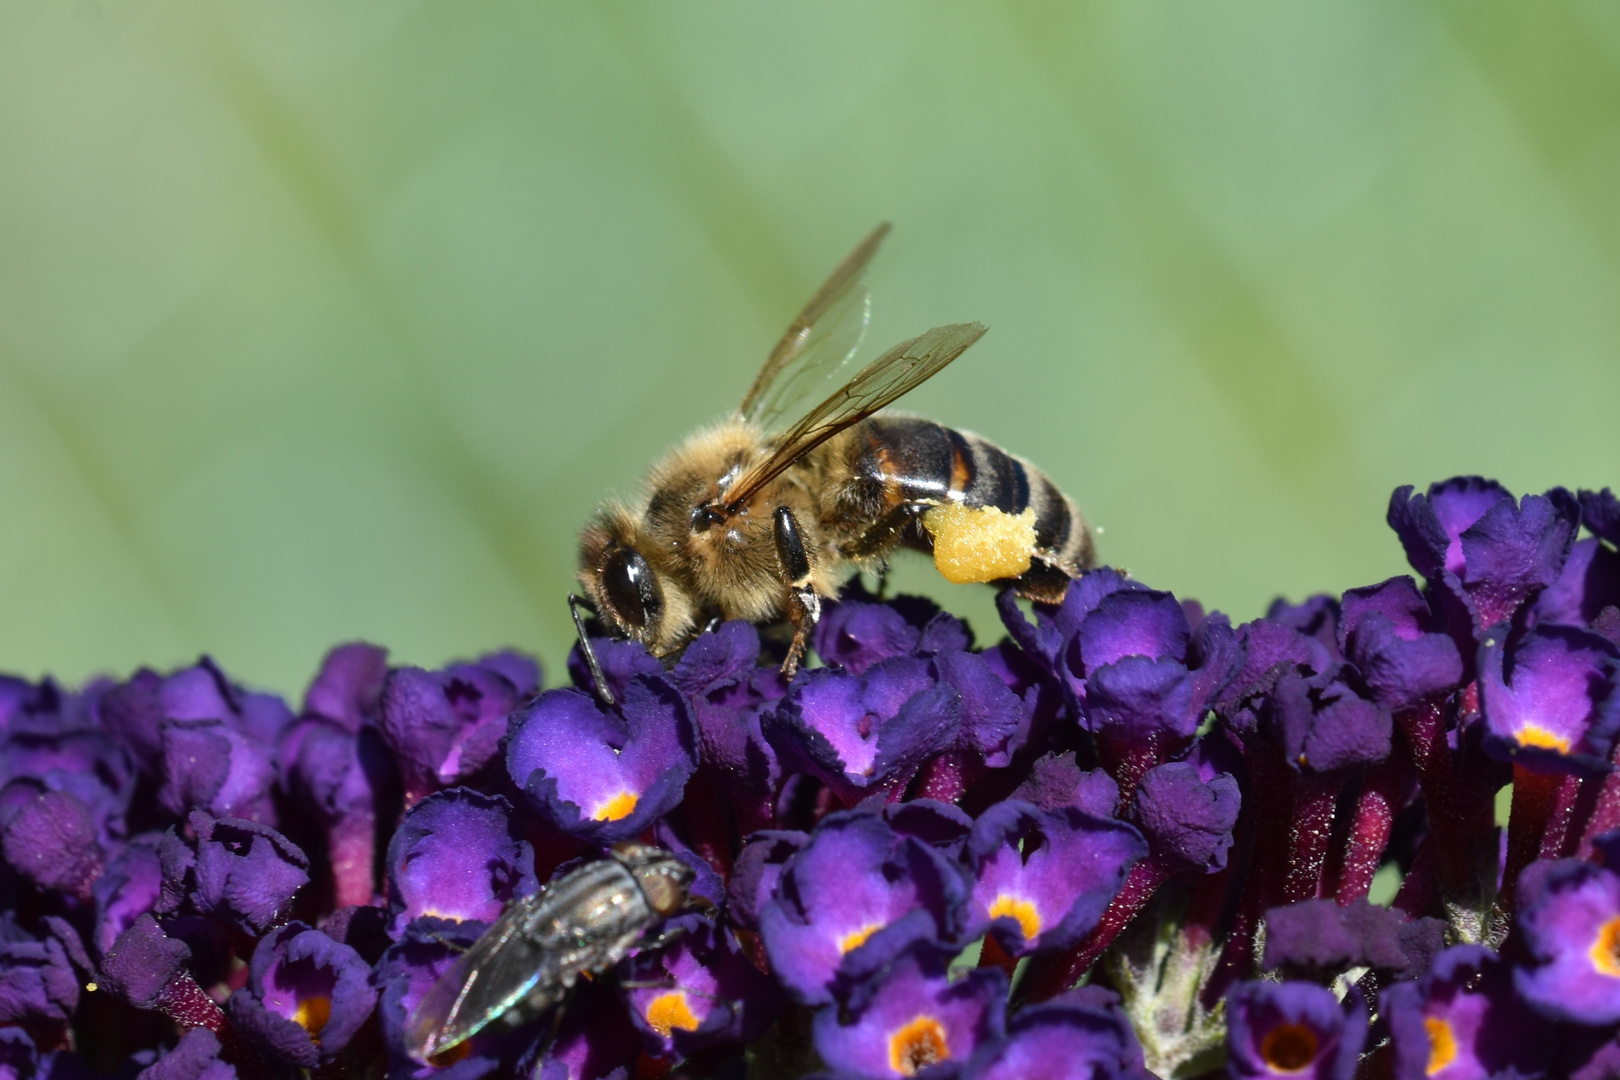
[184,812,310,937]
[933,650,1032,767]
[1012,753,1120,818]
[279,717,394,908]
[1584,489,1620,547]
[0,726,135,847]
[764,659,958,804]
[1266,595,1341,662]
[812,942,1005,1078]
[0,1028,36,1080]
[506,679,696,846]
[1225,981,1365,1080]
[375,919,512,1075]
[379,657,534,807]
[727,830,807,932]
[814,596,923,674]
[963,800,1146,958]
[97,669,166,775]
[228,922,376,1065]
[1532,538,1620,630]
[962,991,1148,1080]
[1262,671,1391,774]
[1262,899,1414,975]
[668,622,784,803]
[1216,619,1336,728]
[1,790,102,899]
[1513,856,1620,1025]
[0,932,77,1025]
[1338,577,1464,711]
[301,642,389,733]
[385,787,535,938]
[566,635,663,704]
[135,1028,235,1080]
[1389,479,1580,635]
[885,799,973,856]
[157,719,278,825]
[1480,624,1620,775]
[1128,762,1240,872]
[758,811,966,1005]
[1380,945,1550,1080]
[97,914,189,1012]
[623,914,781,1057]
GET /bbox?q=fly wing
[406,894,561,1061]
[740,224,888,433]
[720,322,988,513]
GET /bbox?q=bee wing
[406,895,564,1061]
[740,223,888,432]
[721,322,988,513]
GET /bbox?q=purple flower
[566,635,663,704]
[668,622,784,810]
[0,931,78,1026]
[1,790,103,900]
[161,658,295,746]
[157,719,278,826]
[727,830,808,932]
[167,812,311,937]
[506,678,696,846]
[379,655,536,807]
[1265,595,1341,662]
[1225,981,1365,1080]
[1260,670,1391,775]
[623,914,780,1057]
[1380,945,1550,1080]
[0,725,134,850]
[962,991,1147,1080]
[375,919,513,1076]
[135,1028,236,1080]
[385,787,535,938]
[962,800,1146,957]
[812,942,1005,1079]
[1532,536,1620,631]
[995,568,1145,696]
[93,836,164,953]
[1011,754,1120,819]
[932,650,1033,769]
[1261,900,1420,976]
[280,718,394,908]
[1128,762,1241,872]
[1388,478,1579,636]
[764,659,958,804]
[758,811,966,1005]
[228,922,376,1066]
[530,981,641,1080]
[1513,856,1620,1025]
[301,642,390,732]
[1479,624,1620,774]
[1338,577,1464,711]
[814,594,926,675]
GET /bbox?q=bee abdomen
[851,416,1092,573]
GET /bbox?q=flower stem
[1499,764,1563,913]
[1394,700,1472,898]
[1334,756,1408,905]
[1020,855,1175,1003]
[1284,774,1340,903]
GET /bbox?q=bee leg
[568,593,617,708]
[773,506,820,680]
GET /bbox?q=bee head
[613,842,697,916]
[578,508,668,645]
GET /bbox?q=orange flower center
[1590,915,1620,977]
[294,995,331,1037]
[1515,723,1571,753]
[1260,1022,1319,1072]
[986,895,1043,941]
[645,991,702,1037]
[888,1015,949,1075]
[593,790,639,821]
[839,923,882,954]
[1424,1016,1458,1076]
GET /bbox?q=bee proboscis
[405,843,696,1063]
[574,224,1094,700]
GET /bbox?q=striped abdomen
[836,415,1094,590]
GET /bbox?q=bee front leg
[772,505,820,681]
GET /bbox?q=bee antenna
[567,593,616,707]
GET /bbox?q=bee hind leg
[773,506,821,681]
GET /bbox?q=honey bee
[573,225,1094,701]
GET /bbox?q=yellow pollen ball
[1260,1023,1319,1072]
[1424,1016,1459,1076]
[1590,915,1620,977]
[1515,724,1572,753]
[593,791,639,822]
[294,995,331,1037]
[889,1015,949,1076]
[645,991,702,1037]
[839,923,882,954]
[923,504,1037,584]
[987,895,1043,941]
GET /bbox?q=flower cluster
[1,476,1618,1079]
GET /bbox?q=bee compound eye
[601,547,661,630]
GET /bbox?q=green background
[2,2,1617,697]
